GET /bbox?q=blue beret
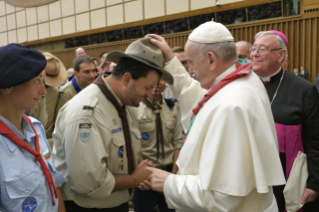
[0,44,47,88]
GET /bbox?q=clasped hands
[132,159,172,192]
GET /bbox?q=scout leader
[53,37,174,211]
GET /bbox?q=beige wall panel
[0,32,8,47]
[0,17,7,32]
[37,5,49,23]
[27,25,38,41]
[49,1,62,20]
[6,3,15,14]
[61,0,75,17]
[190,0,214,10]
[17,27,27,43]
[38,22,50,39]
[76,0,89,14]
[91,8,106,29]
[62,16,76,35]
[76,12,90,32]
[0,1,5,17]
[124,0,134,1]
[50,19,62,37]
[107,0,122,6]
[166,0,189,15]
[220,0,243,4]
[26,8,37,26]
[144,0,165,19]
[8,30,17,43]
[90,0,105,10]
[107,4,124,26]
[125,0,143,23]
[16,7,24,12]
[16,10,26,28]
[6,14,16,30]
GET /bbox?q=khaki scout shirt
[45,86,59,139]
[55,81,77,120]
[136,98,183,168]
[29,95,48,126]
[53,76,141,209]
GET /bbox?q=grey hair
[191,41,237,63]
[254,31,288,62]
[75,47,85,53]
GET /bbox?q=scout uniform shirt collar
[210,64,236,89]
[0,115,36,152]
[101,74,124,107]
[71,77,81,93]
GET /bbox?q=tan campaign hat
[189,21,234,44]
[107,37,173,84]
[40,51,67,87]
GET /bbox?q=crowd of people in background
[1,20,319,212]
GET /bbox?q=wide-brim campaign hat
[40,51,67,87]
[107,37,173,84]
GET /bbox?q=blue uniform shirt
[0,115,64,212]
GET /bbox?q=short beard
[125,83,140,107]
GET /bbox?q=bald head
[75,48,86,57]
[236,41,251,60]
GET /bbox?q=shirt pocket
[164,120,175,142]
[4,171,45,212]
[139,123,155,145]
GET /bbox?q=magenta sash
[275,123,304,212]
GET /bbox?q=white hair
[254,31,287,62]
[191,41,237,63]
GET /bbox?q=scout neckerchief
[143,96,165,160]
[0,114,57,206]
[94,75,134,174]
[186,62,252,139]
[71,77,81,93]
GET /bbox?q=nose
[41,83,47,95]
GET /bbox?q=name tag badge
[112,127,122,134]
[79,123,92,129]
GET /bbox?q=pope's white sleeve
[62,118,115,199]
[164,174,244,212]
[164,57,206,132]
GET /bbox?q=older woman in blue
[0,44,65,212]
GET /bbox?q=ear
[73,71,78,77]
[207,52,218,72]
[122,72,133,88]
[1,87,13,94]
[278,49,287,63]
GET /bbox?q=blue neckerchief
[71,77,81,93]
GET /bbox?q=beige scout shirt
[53,76,141,209]
[45,86,59,139]
[54,81,77,120]
[136,98,183,168]
[29,95,48,126]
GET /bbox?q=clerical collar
[210,64,236,88]
[71,77,81,93]
[259,67,281,82]
[301,71,305,74]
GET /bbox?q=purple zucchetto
[0,44,47,88]
[268,30,289,50]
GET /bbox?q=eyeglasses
[249,47,282,55]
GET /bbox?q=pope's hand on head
[145,167,172,192]
[145,34,175,63]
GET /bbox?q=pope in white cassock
[142,22,286,212]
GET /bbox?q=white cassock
[163,57,286,212]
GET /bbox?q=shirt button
[25,189,30,194]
